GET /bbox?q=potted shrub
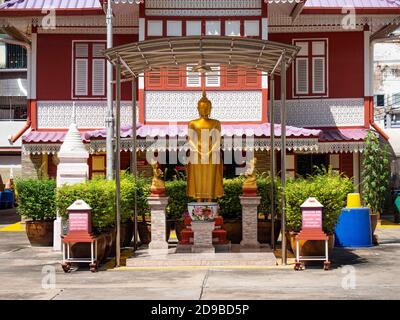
[218,178,243,243]
[15,179,57,246]
[285,168,353,256]
[166,179,190,242]
[257,176,282,244]
[362,131,391,243]
[57,178,115,262]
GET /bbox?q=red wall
[36,33,137,101]
[269,31,364,99]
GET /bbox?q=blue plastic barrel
[0,190,14,209]
[334,208,372,247]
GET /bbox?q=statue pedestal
[191,221,215,253]
[240,196,261,250]
[148,196,169,254]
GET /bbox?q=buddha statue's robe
[186,117,224,200]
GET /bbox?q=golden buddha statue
[186,91,224,202]
[150,160,166,196]
[242,157,258,196]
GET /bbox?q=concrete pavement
[1,209,400,300]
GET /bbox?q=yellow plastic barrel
[347,193,362,208]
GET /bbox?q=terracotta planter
[175,221,185,242]
[70,233,107,263]
[108,228,117,258]
[287,231,335,257]
[258,220,281,244]
[138,221,151,245]
[25,220,54,247]
[222,219,242,244]
[120,220,134,247]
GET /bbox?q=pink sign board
[69,213,89,232]
[302,210,322,229]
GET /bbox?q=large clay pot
[120,220,134,247]
[175,220,185,242]
[25,220,54,246]
[258,220,281,244]
[109,228,117,257]
[70,233,107,263]
[222,219,242,244]
[287,231,335,257]
[138,221,151,245]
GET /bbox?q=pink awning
[85,123,321,140]
[23,126,368,144]
[319,128,367,142]
[23,131,88,143]
[305,0,400,8]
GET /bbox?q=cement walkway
[1,209,400,300]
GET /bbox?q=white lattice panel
[145,91,263,122]
[37,101,134,128]
[273,98,365,127]
[145,0,261,9]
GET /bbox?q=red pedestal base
[179,216,229,245]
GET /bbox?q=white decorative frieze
[145,0,261,9]
[273,98,365,127]
[145,91,263,122]
[37,101,134,128]
[145,9,262,16]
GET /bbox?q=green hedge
[163,176,281,221]
[285,168,354,234]
[15,179,57,221]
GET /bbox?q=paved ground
[1,208,400,300]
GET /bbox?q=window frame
[72,40,107,100]
[292,38,329,98]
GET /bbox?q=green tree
[362,131,391,219]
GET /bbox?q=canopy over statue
[186,91,224,201]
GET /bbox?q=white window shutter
[92,59,105,96]
[312,57,325,94]
[75,43,88,58]
[75,58,88,96]
[296,58,308,95]
[93,43,106,58]
[186,65,201,87]
[206,65,220,87]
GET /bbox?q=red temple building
[1,0,399,185]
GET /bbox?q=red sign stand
[294,197,330,271]
[62,200,99,273]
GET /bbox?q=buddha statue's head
[197,91,212,118]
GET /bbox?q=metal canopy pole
[270,74,276,250]
[115,59,121,267]
[280,55,287,266]
[131,78,138,252]
[106,0,114,180]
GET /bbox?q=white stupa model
[54,103,89,251]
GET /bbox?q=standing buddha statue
[186,91,224,202]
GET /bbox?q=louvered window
[312,57,325,94]
[166,67,181,87]
[294,39,327,97]
[296,58,309,95]
[186,65,201,87]
[147,70,162,87]
[75,59,88,96]
[73,42,106,98]
[226,67,240,87]
[206,65,220,87]
[245,69,259,87]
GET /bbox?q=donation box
[297,197,328,240]
[64,199,94,241]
